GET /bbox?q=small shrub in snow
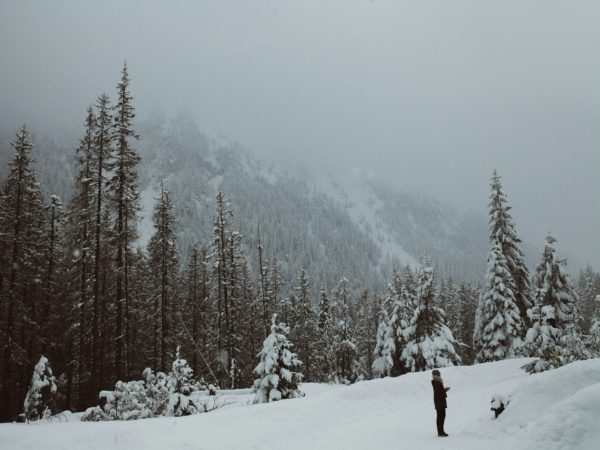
[252,316,304,403]
[82,348,203,421]
[22,356,57,421]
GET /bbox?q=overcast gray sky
[1,0,599,266]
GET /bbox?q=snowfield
[1,358,599,450]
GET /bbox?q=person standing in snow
[431,369,450,437]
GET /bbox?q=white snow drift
[1,358,598,450]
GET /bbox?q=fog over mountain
[1,0,598,266]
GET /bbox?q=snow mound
[479,359,600,450]
[0,358,598,450]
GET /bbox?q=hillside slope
[1,115,495,295]
[1,358,598,450]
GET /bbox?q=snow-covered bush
[252,316,304,403]
[82,348,203,421]
[22,356,57,421]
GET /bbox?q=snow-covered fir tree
[487,170,532,330]
[523,235,584,372]
[165,346,199,417]
[577,265,600,333]
[22,356,57,421]
[331,278,361,383]
[316,287,335,381]
[475,242,523,362]
[379,270,415,376]
[252,316,303,403]
[522,288,562,373]
[371,295,390,378]
[402,258,460,372]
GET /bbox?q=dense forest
[1,66,599,422]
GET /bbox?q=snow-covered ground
[2,358,599,450]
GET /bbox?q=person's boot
[438,432,449,437]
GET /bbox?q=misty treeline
[1,65,599,422]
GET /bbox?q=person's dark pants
[436,408,446,434]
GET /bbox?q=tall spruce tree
[487,171,532,330]
[109,63,141,380]
[65,107,96,407]
[0,127,46,420]
[148,183,180,372]
[90,94,114,393]
[209,192,245,386]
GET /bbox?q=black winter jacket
[432,379,447,410]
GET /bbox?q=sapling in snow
[22,356,57,421]
[252,316,304,403]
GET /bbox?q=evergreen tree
[209,192,246,387]
[252,316,303,403]
[354,289,376,379]
[455,282,477,364]
[487,171,532,330]
[289,270,318,381]
[22,356,57,421]
[0,126,46,421]
[165,346,199,417]
[109,63,141,380]
[234,261,260,386]
[65,107,96,407]
[523,235,584,372]
[316,287,334,381]
[442,278,459,333]
[148,183,180,371]
[522,288,562,373]
[372,295,390,378]
[577,265,600,333]
[380,270,414,376]
[587,295,600,357]
[402,258,460,372]
[330,278,360,383]
[475,242,523,362]
[90,94,114,394]
[182,245,210,376]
